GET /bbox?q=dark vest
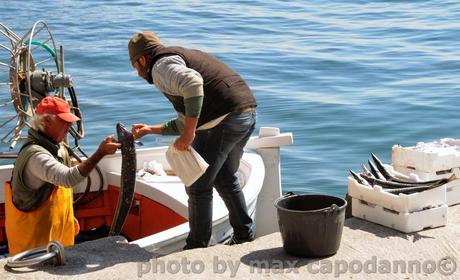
[11,129,70,211]
[148,46,257,127]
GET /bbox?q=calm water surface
[1,0,460,198]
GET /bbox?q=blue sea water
[1,0,460,198]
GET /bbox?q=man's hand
[78,135,121,177]
[131,123,152,140]
[174,131,195,151]
[98,135,121,156]
[174,117,198,151]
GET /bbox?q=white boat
[0,129,292,256]
[0,21,293,256]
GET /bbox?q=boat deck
[2,204,458,279]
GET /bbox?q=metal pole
[59,45,64,97]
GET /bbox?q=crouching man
[5,96,121,255]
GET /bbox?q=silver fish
[370,153,392,179]
[368,159,385,180]
[360,173,449,189]
[360,163,372,177]
[370,153,449,185]
[349,170,370,186]
[383,184,442,195]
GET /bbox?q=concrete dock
[1,205,459,279]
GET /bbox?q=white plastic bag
[165,144,209,187]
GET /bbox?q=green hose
[31,40,60,93]
[31,40,60,70]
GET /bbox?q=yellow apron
[4,181,75,255]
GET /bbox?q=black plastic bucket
[274,193,347,258]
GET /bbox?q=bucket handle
[282,192,296,197]
[324,203,340,215]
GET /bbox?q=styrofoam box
[347,177,446,213]
[393,166,460,206]
[392,141,460,173]
[351,198,447,233]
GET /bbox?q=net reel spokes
[0,20,84,151]
[0,21,101,206]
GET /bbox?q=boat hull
[0,147,265,255]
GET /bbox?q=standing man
[129,32,257,249]
[5,96,121,254]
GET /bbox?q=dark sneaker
[224,235,254,246]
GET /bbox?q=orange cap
[35,96,80,123]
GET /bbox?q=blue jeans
[184,110,256,249]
